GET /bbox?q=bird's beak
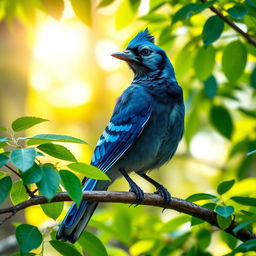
[111,50,137,62]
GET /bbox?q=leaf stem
[4,164,21,177]
[4,164,35,198]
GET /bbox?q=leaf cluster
[0,117,109,255]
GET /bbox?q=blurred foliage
[0,0,256,255]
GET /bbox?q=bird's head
[111,28,175,79]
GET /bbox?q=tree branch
[0,191,255,242]
[201,0,256,47]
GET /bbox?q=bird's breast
[114,101,184,174]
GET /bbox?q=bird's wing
[91,100,152,173]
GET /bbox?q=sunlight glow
[139,0,150,16]
[62,0,76,19]
[47,81,92,107]
[30,70,52,91]
[33,20,87,64]
[190,131,227,165]
[95,40,121,71]
[30,17,93,107]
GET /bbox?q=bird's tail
[56,178,109,243]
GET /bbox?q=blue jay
[56,28,184,243]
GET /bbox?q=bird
[56,28,184,243]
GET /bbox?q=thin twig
[4,164,35,198]
[0,191,255,242]
[200,0,256,47]
[4,164,20,177]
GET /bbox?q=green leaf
[12,117,48,132]
[194,45,215,80]
[130,240,155,256]
[0,171,7,179]
[229,138,249,158]
[247,149,256,156]
[115,0,137,29]
[37,143,77,162]
[19,0,37,25]
[159,215,190,233]
[172,1,216,24]
[139,13,168,23]
[203,75,218,98]
[42,0,64,20]
[97,0,114,8]
[240,210,254,217]
[129,0,141,12]
[229,238,256,255]
[41,202,64,220]
[231,196,256,206]
[191,216,205,226]
[175,44,194,80]
[186,193,217,202]
[50,240,82,256]
[22,164,43,185]
[238,107,256,118]
[184,106,200,146]
[202,15,224,46]
[10,148,36,173]
[233,214,256,233]
[0,127,7,131]
[36,167,60,201]
[217,179,235,195]
[0,153,9,167]
[221,231,238,249]
[203,202,217,210]
[59,170,82,206]
[210,105,233,139]
[216,205,234,218]
[250,66,256,89]
[227,5,248,19]
[24,134,88,145]
[10,180,28,205]
[172,4,198,23]
[0,176,12,204]
[70,0,91,26]
[16,224,42,254]
[158,26,175,47]
[217,215,232,229]
[0,142,8,148]
[68,162,110,180]
[246,0,256,8]
[159,232,191,255]
[150,0,167,12]
[36,151,45,157]
[0,136,10,142]
[222,41,247,82]
[112,207,132,245]
[197,228,211,251]
[78,230,108,256]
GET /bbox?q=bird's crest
[128,28,155,47]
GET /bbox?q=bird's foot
[154,185,171,210]
[129,182,144,206]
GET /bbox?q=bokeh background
[0,0,256,255]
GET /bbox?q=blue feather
[91,103,152,172]
[56,28,184,244]
[128,28,154,47]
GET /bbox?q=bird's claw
[129,184,144,207]
[154,185,171,211]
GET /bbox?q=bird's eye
[141,48,151,56]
